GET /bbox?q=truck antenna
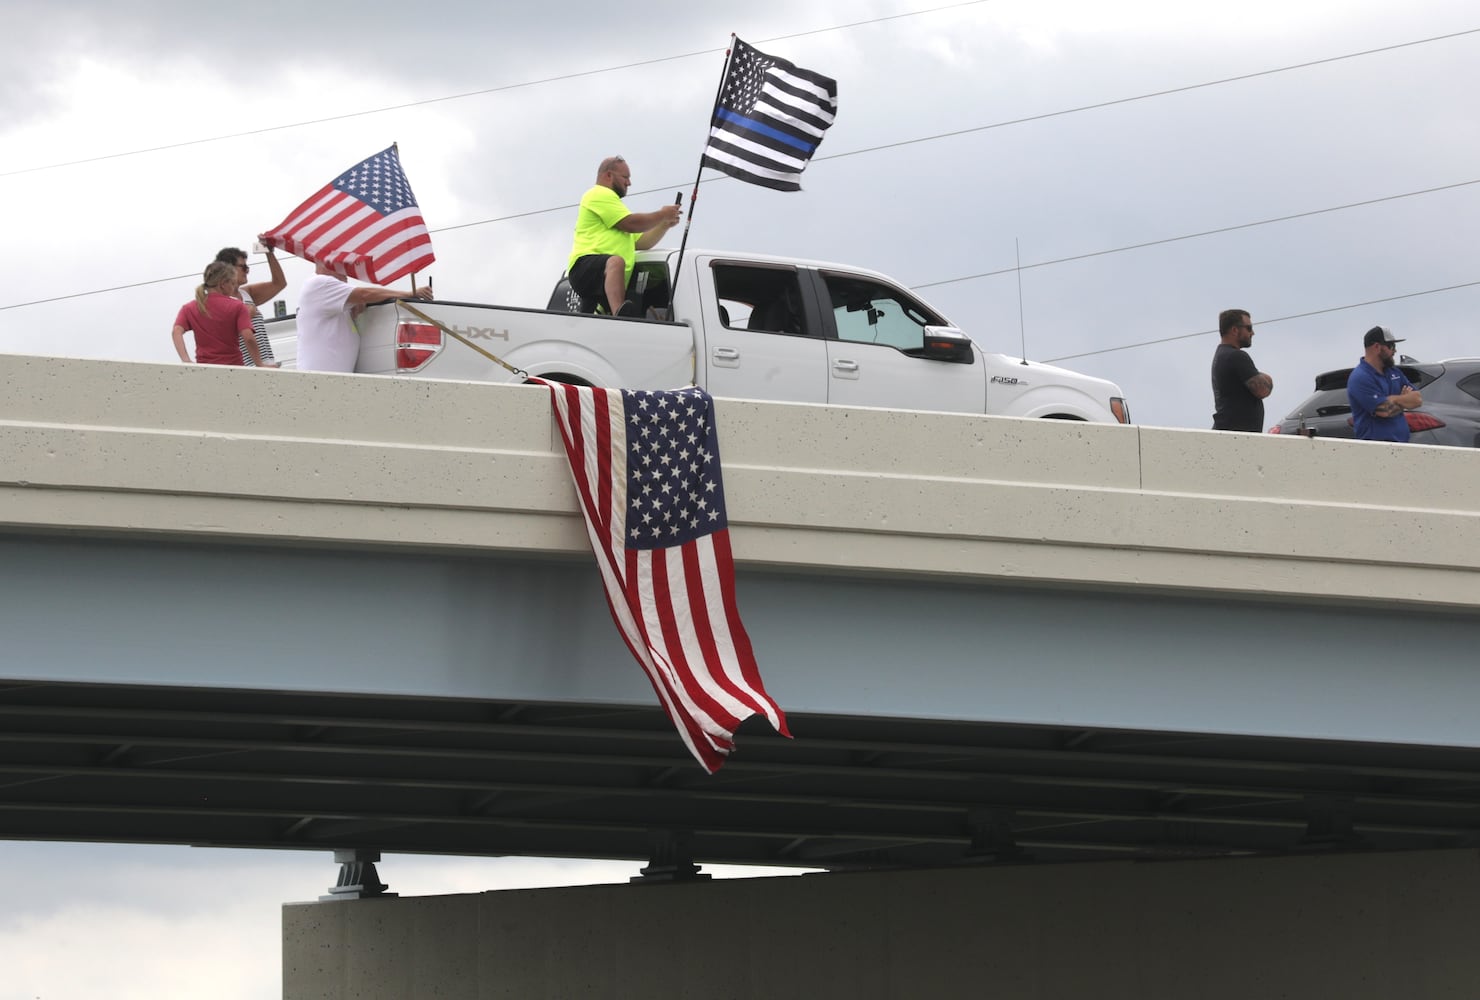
[1015,237,1029,366]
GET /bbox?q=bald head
[597,155,631,197]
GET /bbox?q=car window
[1293,388,1349,418]
[1456,373,1480,402]
[820,273,945,352]
[710,263,809,336]
[1399,366,1436,390]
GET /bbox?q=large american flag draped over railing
[701,37,838,192]
[260,144,435,285]
[533,379,790,772]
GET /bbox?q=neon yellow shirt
[566,185,639,279]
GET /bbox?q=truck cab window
[711,263,808,336]
[823,274,942,353]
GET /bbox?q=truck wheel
[540,373,593,387]
[1042,414,1085,421]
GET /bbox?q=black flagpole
[667,34,736,314]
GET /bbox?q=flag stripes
[261,145,434,285]
[701,37,838,193]
[535,378,789,772]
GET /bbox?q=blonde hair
[195,261,237,316]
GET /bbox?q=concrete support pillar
[284,848,1480,999]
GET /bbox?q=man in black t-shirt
[1210,308,1273,431]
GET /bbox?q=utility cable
[248,28,1480,242]
[3,175,1476,312]
[1044,279,1480,363]
[7,17,1475,179]
[812,26,1480,170]
[1,0,997,177]
[913,177,1480,290]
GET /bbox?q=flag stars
[618,388,727,546]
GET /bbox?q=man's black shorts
[568,254,616,310]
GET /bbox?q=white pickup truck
[268,248,1131,423]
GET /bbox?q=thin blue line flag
[701,37,838,192]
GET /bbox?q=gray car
[1270,357,1480,447]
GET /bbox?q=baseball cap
[1363,325,1405,348]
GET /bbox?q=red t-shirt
[175,293,253,365]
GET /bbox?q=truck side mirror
[919,326,975,364]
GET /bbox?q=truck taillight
[1406,412,1446,433]
[395,322,441,372]
[1109,397,1131,424]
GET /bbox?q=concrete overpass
[4,350,1478,868]
[4,352,1480,996]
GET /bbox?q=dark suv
[1270,358,1480,447]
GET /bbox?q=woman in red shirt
[171,261,270,366]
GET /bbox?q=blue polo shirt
[1347,358,1413,442]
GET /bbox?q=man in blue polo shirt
[1347,325,1422,442]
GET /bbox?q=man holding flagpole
[290,259,433,373]
[258,143,439,373]
[565,156,681,317]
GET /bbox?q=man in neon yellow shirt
[566,155,682,316]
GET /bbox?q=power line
[1044,279,1480,363]
[5,25,1477,313]
[4,173,1477,312]
[0,271,198,311]
[913,177,1480,290]
[811,26,1480,167]
[365,23,1480,249]
[11,15,1474,181]
[249,26,1480,244]
[1,0,997,178]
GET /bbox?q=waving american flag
[534,379,790,772]
[261,144,435,285]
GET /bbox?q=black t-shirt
[1211,343,1263,431]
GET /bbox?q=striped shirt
[239,289,276,367]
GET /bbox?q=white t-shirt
[296,274,358,373]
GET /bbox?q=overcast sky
[4,1,1479,996]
